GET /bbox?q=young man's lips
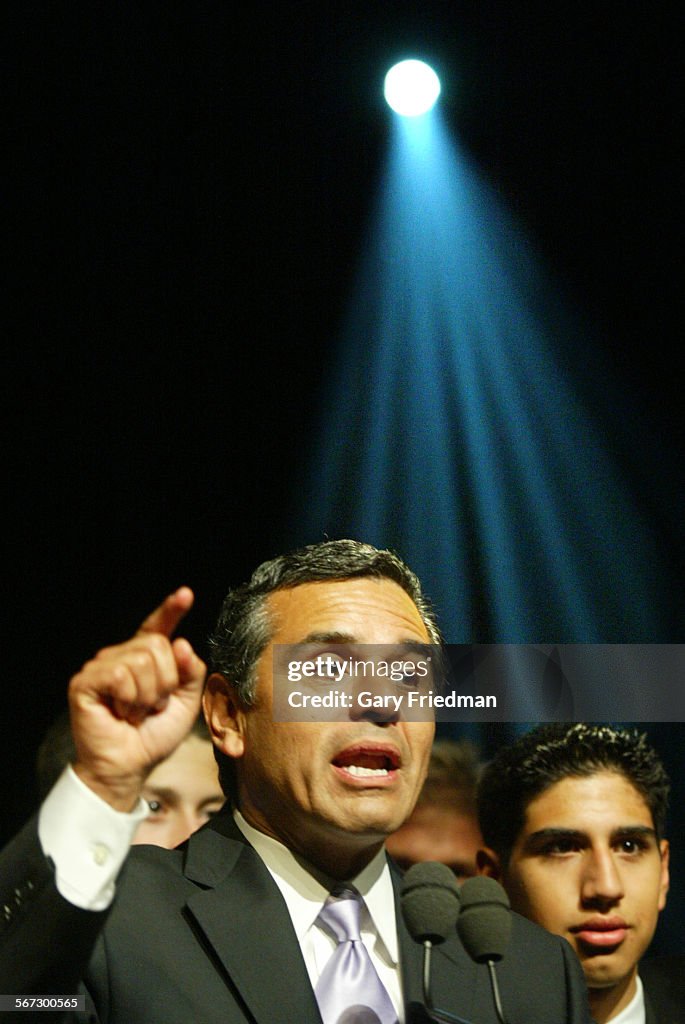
[572,918,629,948]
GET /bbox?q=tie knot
[318,886,363,944]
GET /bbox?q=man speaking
[0,540,590,1022]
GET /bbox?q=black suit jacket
[0,808,590,1023]
[640,957,685,1024]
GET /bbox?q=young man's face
[499,771,669,1017]
[133,734,225,849]
[386,802,483,882]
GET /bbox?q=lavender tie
[314,886,399,1024]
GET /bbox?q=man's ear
[658,838,670,911]
[476,847,503,880]
[203,673,246,758]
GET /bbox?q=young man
[0,540,590,1022]
[477,723,676,1023]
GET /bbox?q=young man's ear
[476,847,503,879]
[203,673,246,759]
[658,838,670,912]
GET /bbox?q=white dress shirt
[38,765,148,910]
[608,976,645,1024]
[234,810,404,1020]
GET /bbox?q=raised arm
[0,590,207,1005]
[69,587,207,810]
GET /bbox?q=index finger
[136,586,195,639]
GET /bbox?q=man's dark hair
[207,538,442,799]
[415,738,482,817]
[477,723,670,866]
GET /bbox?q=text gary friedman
[286,690,497,711]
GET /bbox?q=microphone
[401,861,462,943]
[400,862,472,1024]
[456,877,512,1024]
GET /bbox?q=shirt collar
[607,975,645,1024]
[233,810,399,964]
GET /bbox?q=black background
[3,0,683,946]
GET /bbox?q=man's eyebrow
[396,640,435,656]
[299,632,357,644]
[141,786,180,805]
[523,828,587,849]
[610,825,658,841]
[523,825,658,850]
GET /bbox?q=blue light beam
[292,111,669,643]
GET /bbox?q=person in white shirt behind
[36,712,225,849]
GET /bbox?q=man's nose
[581,848,625,906]
[348,676,402,724]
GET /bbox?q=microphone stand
[421,941,473,1024]
[485,960,507,1024]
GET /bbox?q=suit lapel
[182,815,322,1024]
[393,870,425,1011]
[182,817,482,1024]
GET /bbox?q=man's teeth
[345,764,390,777]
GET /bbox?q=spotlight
[384,59,441,117]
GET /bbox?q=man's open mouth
[332,744,401,778]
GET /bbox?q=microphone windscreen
[456,877,512,963]
[400,862,461,944]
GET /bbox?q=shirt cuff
[38,764,149,911]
